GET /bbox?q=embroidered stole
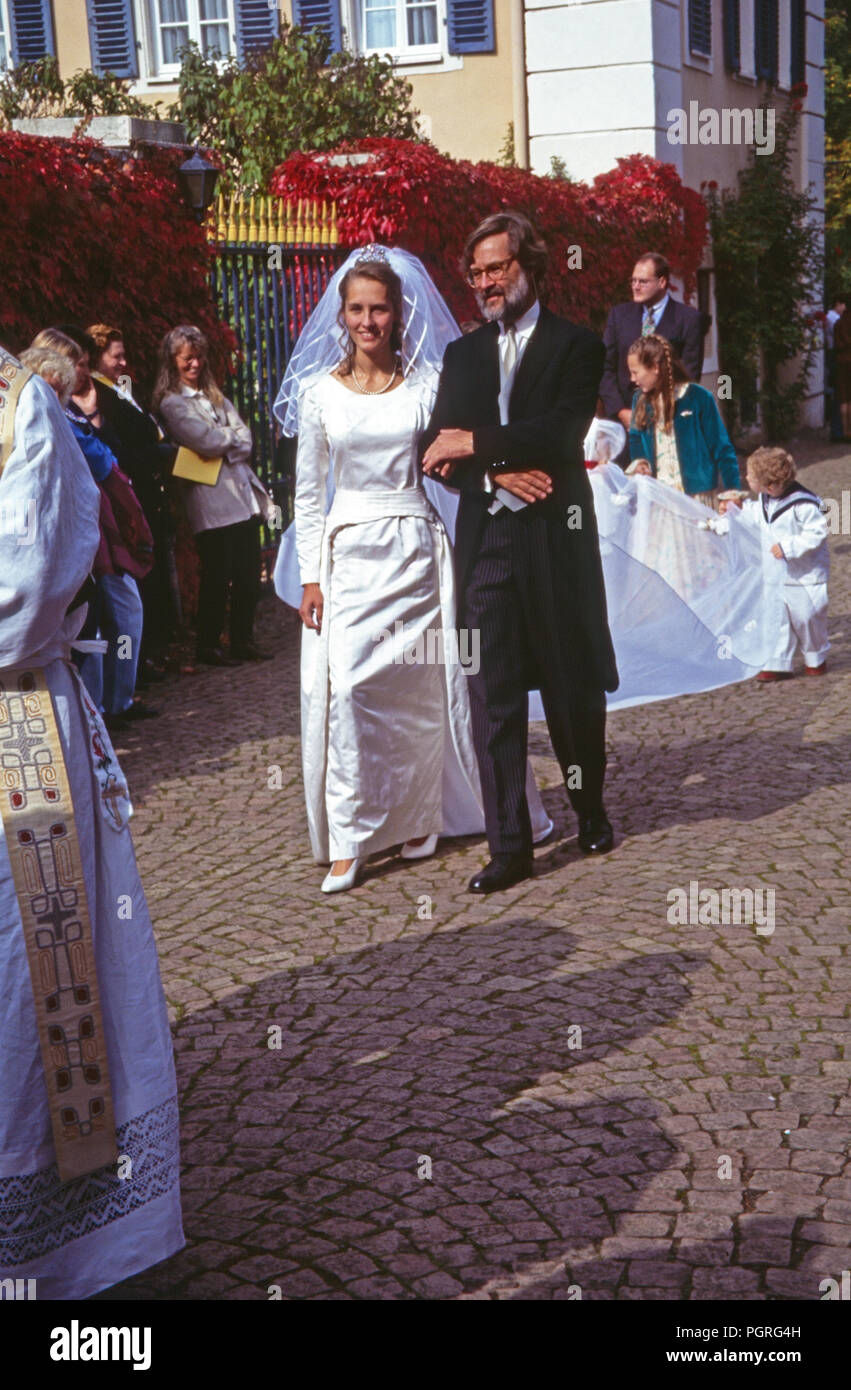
[0,348,118,1181]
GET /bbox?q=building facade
[0,2,823,182]
[5,0,826,422]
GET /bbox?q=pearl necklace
[352,360,399,395]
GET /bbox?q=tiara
[353,244,389,264]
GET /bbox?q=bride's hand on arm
[299,583,324,632]
[422,429,474,477]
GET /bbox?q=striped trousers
[463,507,607,857]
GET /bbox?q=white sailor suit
[737,484,830,671]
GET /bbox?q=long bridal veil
[529,465,771,717]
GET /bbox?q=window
[149,0,234,73]
[7,0,56,64]
[790,0,805,87]
[723,0,740,72]
[688,0,712,57]
[0,0,9,69]
[88,0,139,78]
[291,0,494,63]
[755,0,778,80]
[360,0,441,58]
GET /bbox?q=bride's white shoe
[400,832,438,860]
[532,815,554,846]
[321,859,361,893]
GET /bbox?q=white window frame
[777,0,791,90]
[354,0,446,66]
[146,0,238,80]
[0,0,12,72]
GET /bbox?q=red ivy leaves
[0,132,235,393]
[270,139,708,330]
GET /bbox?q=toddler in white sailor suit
[719,446,829,680]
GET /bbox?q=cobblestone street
[106,442,850,1301]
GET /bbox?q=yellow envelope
[172,446,223,485]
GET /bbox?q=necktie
[500,325,517,379]
[642,306,656,336]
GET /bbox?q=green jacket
[629,382,740,494]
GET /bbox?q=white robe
[283,369,550,863]
[0,375,183,1299]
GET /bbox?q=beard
[475,266,532,324]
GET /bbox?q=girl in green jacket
[626,334,740,507]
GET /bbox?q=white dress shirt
[487,299,541,510]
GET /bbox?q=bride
[273,246,552,893]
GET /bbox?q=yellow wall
[407,3,515,163]
[55,0,95,78]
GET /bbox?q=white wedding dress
[284,367,551,864]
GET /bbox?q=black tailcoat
[421,308,618,694]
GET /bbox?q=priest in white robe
[0,357,183,1299]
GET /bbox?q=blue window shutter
[723,0,739,71]
[688,0,712,57]
[755,0,778,80]
[790,0,805,87]
[85,0,138,78]
[9,0,56,63]
[291,0,342,54]
[447,0,495,55]
[236,0,281,62]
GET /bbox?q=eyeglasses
[631,277,660,286]
[466,256,516,287]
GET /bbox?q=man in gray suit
[600,251,706,443]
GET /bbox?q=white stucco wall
[525,0,683,181]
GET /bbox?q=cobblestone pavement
[105,441,850,1301]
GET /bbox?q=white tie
[500,325,517,380]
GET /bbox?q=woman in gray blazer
[154,326,273,665]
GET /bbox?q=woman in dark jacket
[87,323,175,674]
[29,328,157,731]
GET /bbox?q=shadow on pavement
[98,923,719,1300]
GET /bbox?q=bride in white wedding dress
[273,247,552,893]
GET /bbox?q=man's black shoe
[140,660,168,684]
[122,701,160,721]
[468,854,533,894]
[196,647,239,667]
[577,812,614,854]
[231,643,273,662]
